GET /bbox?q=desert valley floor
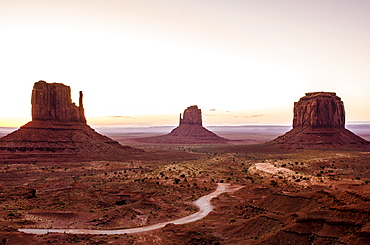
[0,126,370,244]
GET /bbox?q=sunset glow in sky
[1,0,369,127]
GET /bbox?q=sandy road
[255,162,293,174]
[254,162,368,190]
[19,183,242,235]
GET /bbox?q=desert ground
[1,125,370,244]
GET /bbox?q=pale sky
[0,0,369,127]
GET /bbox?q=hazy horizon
[1,1,370,127]
[2,121,370,130]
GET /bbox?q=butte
[268,92,369,148]
[0,81,142,162]
[138,105,228,144]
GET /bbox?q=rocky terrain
[0,145,369,244]
[0,91,369,244]
[137,106,228,144]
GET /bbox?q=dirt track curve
[19,183,242,235]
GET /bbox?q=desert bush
[270,180,278,186]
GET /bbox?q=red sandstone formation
[293,92,345,128]
[32,81,86,123]
[0,81,142,161]
[270,92,369,148]
[180,105,202,125]
[138,105,228,144]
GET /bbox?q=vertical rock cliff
[293,92,345,128]
[31,81,86,123]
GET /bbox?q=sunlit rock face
[31,80,86,123]
[293,92,345,128]
[269,92,369,148]
[180,105,202,126]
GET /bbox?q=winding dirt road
[19,183,242,235]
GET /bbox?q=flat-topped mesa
[269,91,369,148]
[31,80,86,123]
[293,92,345,128]
[179,105,202,126]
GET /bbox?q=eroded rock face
[31,80,86,123]
[293,92,345,128]
[180,105,202,126]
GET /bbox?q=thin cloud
[108,116,134,118]
[232,114,265,118]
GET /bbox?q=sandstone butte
[138,105,228,144]
[269,92,369,148]
[0,81,142,162]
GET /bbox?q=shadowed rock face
[180,105,202,126]
[270,92,369,148]
[293,92,345,128]
[32,81,86,123]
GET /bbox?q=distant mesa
[179,105,203,126]
[138,105,228,144]
[269,92,369,148]
[0,80,142,161]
